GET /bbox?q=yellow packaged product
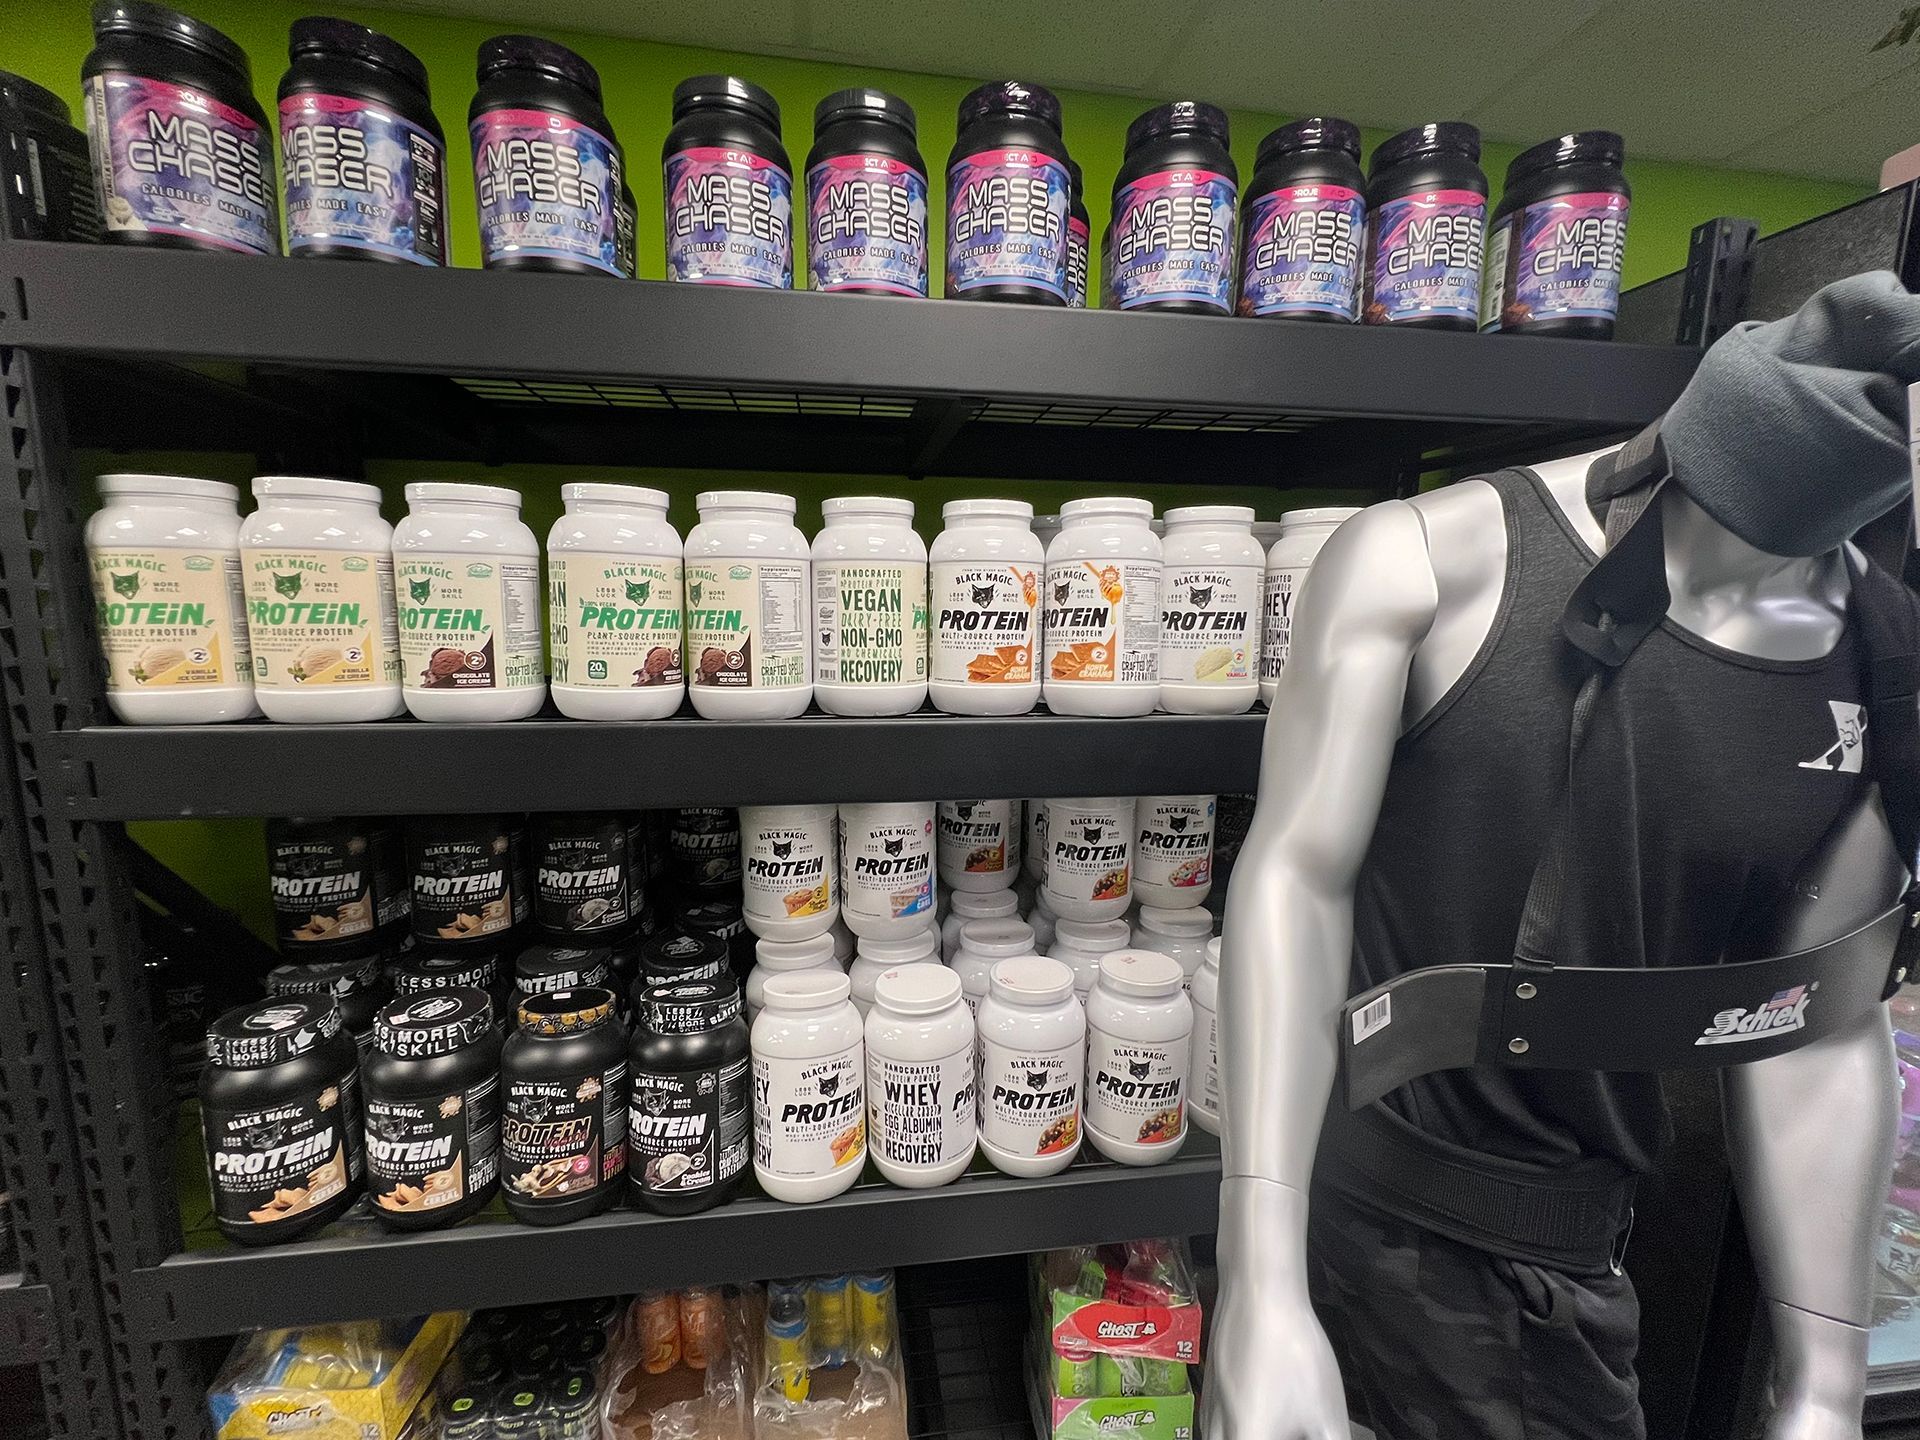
[208,1312,463,1440]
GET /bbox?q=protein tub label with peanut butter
[409,826,516,942]
[366,1074,498,1217]
[549,552,684,691]
[244,550,401,689]
[396,557,542,692]
[501,1062,627,1205]
[201,1069,361,1233]
[686,560,807,690]
[980,1038,1080,1160]
[91,546,251,691]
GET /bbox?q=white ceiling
[381,0,1920,183]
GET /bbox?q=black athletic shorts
[1308,1184,1645,1440]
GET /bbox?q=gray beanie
[1663,270,1920,556]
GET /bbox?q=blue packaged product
[663,74,794,289]
[1362,121,1487,330]
[945,81,1070,305]
[806,88,928,297]
[1481,129,1630,338]
[1109,101,1237,315]
[1237,116,1365,322]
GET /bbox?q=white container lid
[1137,906,1214,938]
[952,890,1018,919]
[756,933,838,970]
[562,482,670,508]
[98,473,238,503]
[1164,504,1255,526]
[762,970,852,1010]
[1061,496,1153,521]
[875,964,962,1015]
[697,489,796,515]
[1054,917,1131,949]
[1098,949,1185,999]
[856,930,939,965]
[1205,936,1222,967]
[252,475,381,504]
[1280,506,1362,529]
[942,498,1033,522]
[405,481,520,509]
[823,496,914,520]
[958,918,1036,957]
[990,956,1076,1006]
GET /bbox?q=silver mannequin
[1204,446,1898,1440]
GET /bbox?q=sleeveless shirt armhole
[1397,471,1528,750]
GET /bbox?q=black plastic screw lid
[814,86,916,139]
[516,986,617,1034]
[957,80,1062,135]
[1126,100,1230,153]
[1257,116,1362,168]
[517,942,612,981]
[266,953,380,998]
[1505,129,1626,185]
[1369,120,1481,175]
[0,69,72,124]
[643,927,728,970]
[392,946,502,994]
[476,35,602,103]
[673,73,781,132]
[374,986,494,1058]
[206,996,343,1068]
[641,977,742,1033]
[92,1,252,81]
[289,17,431,99]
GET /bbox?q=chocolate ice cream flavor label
[685,560,808,690]
[548,553,684,691]
[395,557,542,692]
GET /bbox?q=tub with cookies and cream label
[91,546,251,690]
[244,550,401,689]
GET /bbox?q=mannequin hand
[1202,1177,1349,1440]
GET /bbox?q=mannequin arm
[1724,1008,1897,1437]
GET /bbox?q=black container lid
[207,996,343,1068]
[550,1370,597,1417]
[515,941,612,990]
[289,17,430,99]
[640,977,742,1035]
[1370,120,1481,176]
[814,86,915,140]
[0,69,72,125]
[643,927,729,974]
[1126,100,1229,153]
[476,34,601,103]
[374,986,493,1058]
[390,946,504,996]
[957,80,1061,135]
[674,898,743,936]
[510,1339,557,1378]
[516,986,617,1034]
[561,1326,608,1369]
[1505,129,1625,185]
[437,1383,492,1438]
[1257,116,1362,168]
[266,953,380,1000]
[672,73,780,132]
[92,2,252,82]
[456,1337,506,1384]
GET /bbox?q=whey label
[501,1062,627,1202]
[807,154,929,296]
[843,812,935,925]
[932,561,1039,686]
[201,1071,361,1230]
[1087,1030,1187,1151]
[365,1076,498,1216]
[244,550,401,690]
[980,1038,1080,1160]
[269,822,405,947]
[1048,801,1131,908]
[1160,565,1259,686]
[815,561,928,688]
[1065,214,1090,307]
[945,148,1069,299]
[1364,188,1486,324]
[86,73,276,255]
[1238,183,1365,319]
[280,93,446,264]
[549,552,684,691]
[1045,560,1160,685]
[1482,190,1629,331]
[470,108,622,274]
[91,546,251,691]
[686,561,808,690]
[743,817,834,926]
[670,808,742,892]
[534,821,633,937]
[753,1048,866,1180]
[664,145,794,288]
[1136,798,1215,897]
[937,800,1020,881]
[868,1046,976,1170]
[1110,169,1237,311]
[410,826,515,942]
[1261,566,1306,684]
[630,1054,751,1200]
[396,558,542,692]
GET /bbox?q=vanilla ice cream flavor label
[1161,565,1259,683]
[245,550,400,688]
[92,546,250,690]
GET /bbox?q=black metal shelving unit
[0,229,1699,1440]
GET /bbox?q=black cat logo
[640,1089,670,1117]
[1082,826,1102,843]
[408,576,432,603]
[520,1096,552,1124]
[689,579,703,607]
[1128,1059,1152,1080]
[884,836,905,856]
[365,1110,404,1143]
[1053,578,1072,604]
[771,839,793,859]
[1168,815,1188,832]
[111,571,141,598]
[817,1073,840,1098]
[955,802,975,819]
[971,582,997,607]
[1026,1070,1050,1090]
[274,571,304,599]
[1189,584,1213,608]
[624,578,651,605]
[241,1119,289,1150]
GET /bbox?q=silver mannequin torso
[1205,446,1895,1440]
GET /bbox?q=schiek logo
[1695,983,1814,1046]
[1799,701,1866,774]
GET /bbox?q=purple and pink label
[945,148,1070,300]
[1065,215,1090,308]
[1364,188,1486,324]
[1110,168,1237,312]
[470,108,622,274]
[85,73,277,255]
[282,93,446,265]
[1481,191,1630,331]
[664,145,794,289]
[1238,183,1365,319]
[805,154,928,296]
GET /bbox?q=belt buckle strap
[1609,1206,1635,1277]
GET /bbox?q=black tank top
[1353,469,1870,1174]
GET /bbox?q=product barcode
[1352,994,1391,1044]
